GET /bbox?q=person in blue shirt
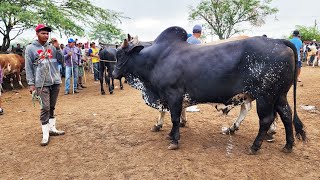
[290,30,303,82]
[186,25,202,112]
[187,25,202,45]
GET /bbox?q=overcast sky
[9,0,320,44]
[94,0,320,41]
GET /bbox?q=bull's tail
[284,40,307,142]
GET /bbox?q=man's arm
[24,46,36,93]
[51,39,64,64]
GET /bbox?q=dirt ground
[0,66,319,179]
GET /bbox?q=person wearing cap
[25,24,65,146]
[88,42,100,81]
[186,25,202,112]
[290,30,303,82]
[58,43,65,77]
[77,42,86,89]
[187,24,202,45]
[63,38,81,94]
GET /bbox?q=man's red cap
[35,24,52,32]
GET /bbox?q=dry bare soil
[0,66,319,179]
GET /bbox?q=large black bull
[113,26,307,154]
[98,48,123,95]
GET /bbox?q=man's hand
[51,38,60,48]
[29,85,36,94]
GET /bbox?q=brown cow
[0,54,25,89]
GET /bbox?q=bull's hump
[154,26,188,44]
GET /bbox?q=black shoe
[80,85,87,88]
[74,90,79,93]
[0,108,3,115]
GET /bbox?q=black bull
[113,26,307,154]
[98,48,123,95]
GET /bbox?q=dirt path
[0,66,319,179]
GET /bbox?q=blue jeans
[65,66,79,92]
[58,64,62,77]
[93,62,100,80]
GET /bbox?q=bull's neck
[128,53,153,81]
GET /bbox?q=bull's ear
[122,39,129,48]
[128,45,144,54]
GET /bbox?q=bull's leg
[249,98,275,155]
[225,102,252,135]
[167,96,183,150]
[111,77,115,90]
[119,78,124,90]
[151,111,166,132]
[100,66,105,95]
[275,95,294,153]
[17,72,24,88]
[9,74,14,89]
[106,72,113,94]
[265,119,277,143]
[180,108,187,127]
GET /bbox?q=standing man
[63,38,80,94]
[88,42,100,81]
[77,42,86,89]
[15,43,23,56]
[187,24,202,45]
[290,30,303,82]
[186,25,202,112]
[25,24,65,146]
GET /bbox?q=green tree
[290,25,320,42]
[189,0,278,39]
[0,0,125,52]
[89,23,126,45]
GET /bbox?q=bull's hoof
[221,127,235,135]
[109,90,113,94]
[151,125,162,132]
[168,143,179,150]
[101,91,106,95]
[265,133,275,143]
[120,86,124,90]
[229,129,236,135]
[281,144,293,153]
[248,147,259,155]
[180,122,186,127]
[166,135,173,140]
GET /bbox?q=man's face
[36,30,49,42]
[69,42,75,47]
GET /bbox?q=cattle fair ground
[0,65,319,179]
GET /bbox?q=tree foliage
[189,0,278,39]
[0,0,125,52]
[89,23,126,45]
[290,25,320,42]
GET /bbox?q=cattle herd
[1,26,310,155]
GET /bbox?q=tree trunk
[1,34,10,52]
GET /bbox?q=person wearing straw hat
[25,24,65,146]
